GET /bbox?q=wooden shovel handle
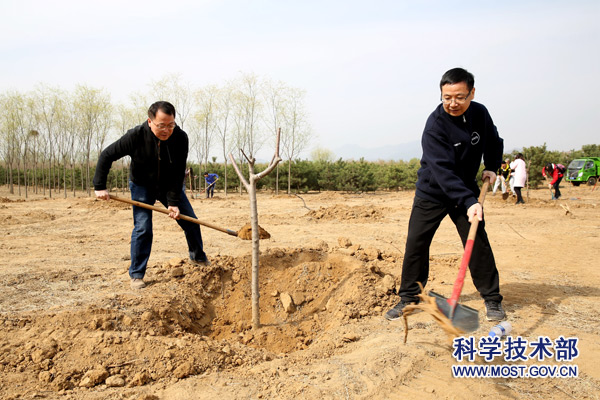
[206,178,219,189]
[108,194,238,237]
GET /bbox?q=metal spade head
[429,291,480,333]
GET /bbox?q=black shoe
[484,300,506,321]
[384,300,418,321]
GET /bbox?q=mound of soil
[0,248,397,397]
[236,224,271,240]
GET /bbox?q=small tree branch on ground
[293,193,311,210]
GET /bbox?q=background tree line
[0,73,311,198]
[1,72,598,197]
[1,142,598,195]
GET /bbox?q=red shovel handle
[447,178,491,309]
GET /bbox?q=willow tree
[215,83,235,196]
[74,85,112,196]
[33,85,64,197]
[150,73,194,129]
[193,84,219,181]
[230,128,281,330]
[280,87,311,194]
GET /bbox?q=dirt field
[0,183,599,400]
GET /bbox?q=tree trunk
[63,159,67,199]
[275,164,279,195]
[229,128,282,330]
[224,159,228,197]
[287,159,292,194]
[248,174,260,329]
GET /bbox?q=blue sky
[2,0,599,160]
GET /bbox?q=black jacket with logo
[93,121,188,206]
[415,101,503,210]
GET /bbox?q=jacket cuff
[464,197,478,210]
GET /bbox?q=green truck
[565,157,600,186]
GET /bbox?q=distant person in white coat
[510,153,527,204]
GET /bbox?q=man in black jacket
[93,101,209,289]
[385,68,506,321]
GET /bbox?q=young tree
[55,96,79,197]
[230,128,282,329]
[2,91,33,196]
[150,73,194,129]
[215,82,235,196]
[231,73,264,195]
[280,87,311,194]
[193,85,219,182]
[74,85,112,195]
[21,95,38,198]
[264,80,286,194]
[113,103,139,193]
[0,92,23,194]
[310,147,335,163]
[33,85,65,196]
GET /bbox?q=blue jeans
[129,181,208,279]
[206,184,215,198]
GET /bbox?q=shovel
[108,194,241,237]
[501,179,510,200]
[428,178,491,333]
[544,177,555,200]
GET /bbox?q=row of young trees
[1,142,597,195]
[0,73,312,198]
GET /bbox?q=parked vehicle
[565,157,600,186]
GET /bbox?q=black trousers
[552,176,562,199]
[398,196,503,303]
[514,187,524,203]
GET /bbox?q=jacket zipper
[156,140,173,188]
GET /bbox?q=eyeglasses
[151,120,177,130]
[441,91,471,105]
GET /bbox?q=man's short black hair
[203,172,208,176]
[148,101,176,119]
[440,68,475,92]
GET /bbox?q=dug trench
[0,244,402,396]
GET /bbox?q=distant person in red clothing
[542,163,565,200]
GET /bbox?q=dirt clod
[237,223,271,240]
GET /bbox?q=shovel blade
[429,291,480,333]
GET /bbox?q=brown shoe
[130,278,146,289]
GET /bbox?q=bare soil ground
[0,184,599,400]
